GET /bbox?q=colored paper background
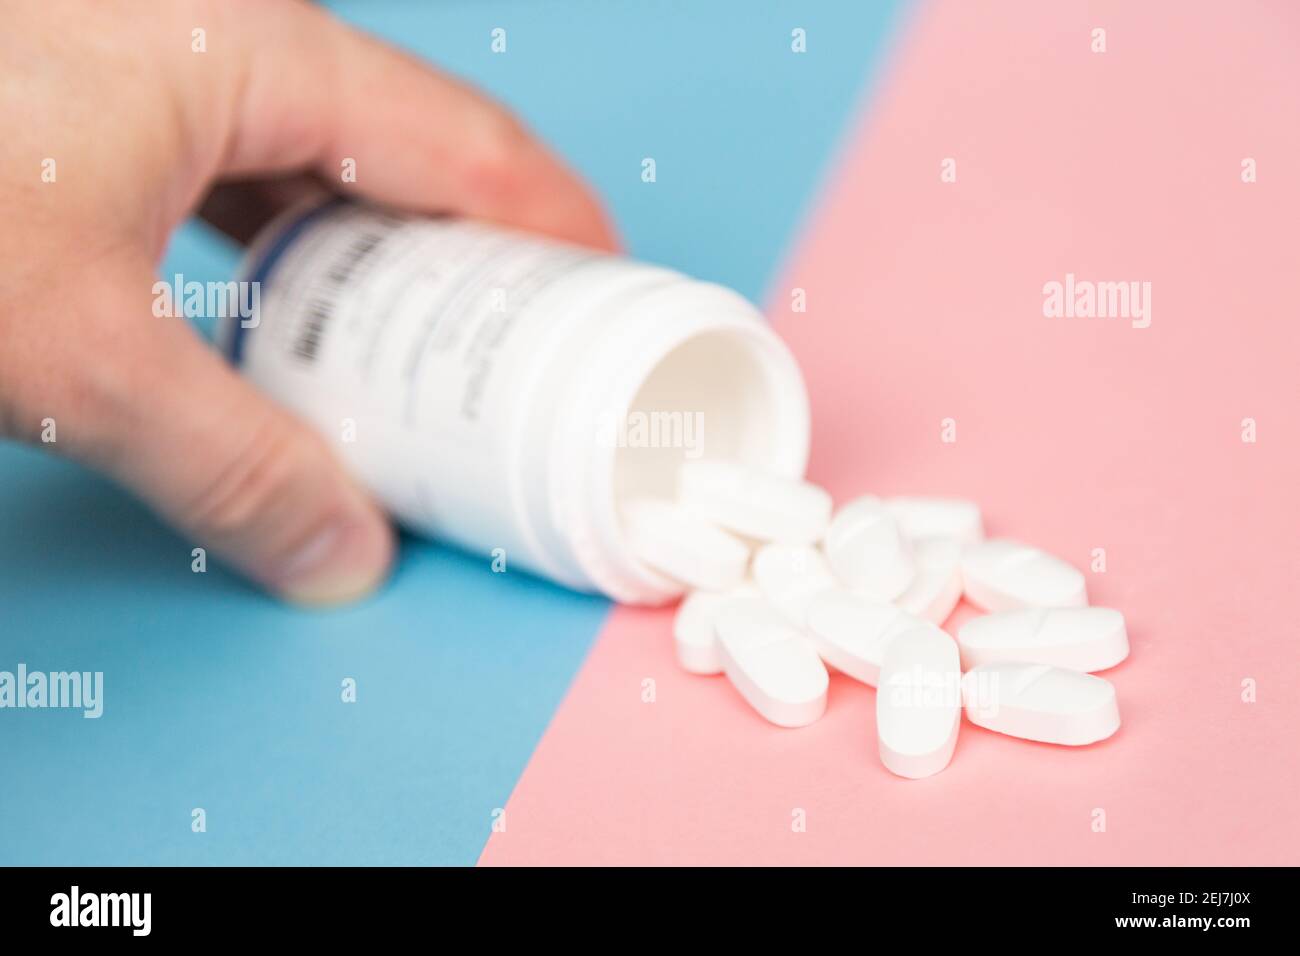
[0,0,905,864]
[479,0,1300,865]
[4,0,1296,867]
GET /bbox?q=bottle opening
[613,328,805,504]
[605,324,811,601]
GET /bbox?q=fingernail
[271,511,394,606]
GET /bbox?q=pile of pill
[623,461,1127,779]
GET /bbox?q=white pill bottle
[221,200,810,604]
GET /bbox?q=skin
[0,0,618,604]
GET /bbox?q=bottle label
[234,201,602,435]
[227,201,631,569]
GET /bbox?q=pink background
[481,0,1300,865]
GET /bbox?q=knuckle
[186,416,332,543]
[459,108,534,197]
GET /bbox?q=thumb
[48,253,394,605]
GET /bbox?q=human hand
[0,0,617,604]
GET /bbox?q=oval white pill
[961,662,1120,745]
[750,543,838,626]
[715,597,828,727]
[805,590,925,686]
[961,538,1087,611]
[884,496,983,545]
[678,461,832,545]
[673,585,759,675]
[875,623,962,779]
[824,496,916,601]
[623,497,749,591]
[958,607,1128,673]
[894,537,964,624]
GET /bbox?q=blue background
[0,0,905,864]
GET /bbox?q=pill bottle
[220,200,810,604]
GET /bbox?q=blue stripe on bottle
[227,198,346,366]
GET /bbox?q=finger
[214,1,618,251]
[25,250,395,605]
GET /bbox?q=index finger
[217,0,618,251]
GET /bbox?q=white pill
[805,590,925,686]
[750,543,838,626]
[672,585,759,675]
[961,662,1120,745]
[715,596,828,727]
[961,538,1087,611]
[823,496,916,601]
[894,537,964,624]
[885,496,983,545]
[876,623,962,778]
[623,497,749,591]
[678,461,832,544]
[958,607,1128,673]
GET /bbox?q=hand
[0,0,617,604]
